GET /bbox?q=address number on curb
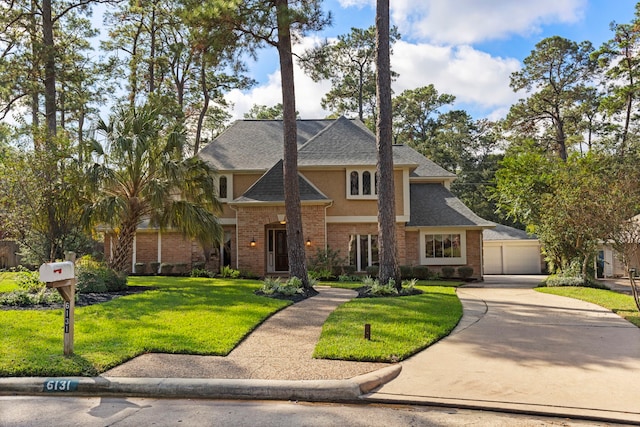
[43,379,78,392]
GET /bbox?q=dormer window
[347,169,377,199]
[217,174,232,202]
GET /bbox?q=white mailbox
[39,261,75,283]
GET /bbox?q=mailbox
[39,261,75,283]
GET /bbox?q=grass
[537,286,640,327]
[0,276,289,377]
[315,284,462,362]
[0,272,19,292]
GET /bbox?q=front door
[274,230,289,272]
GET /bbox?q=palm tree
[84,102,222,273]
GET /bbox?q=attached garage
[483,224,542,275]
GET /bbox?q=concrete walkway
[366,275,640,424]
[104,286,390,380]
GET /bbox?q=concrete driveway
[365,275,640,424]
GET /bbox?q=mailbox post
[39,261,76,355]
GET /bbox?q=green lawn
[0,276,289,377]
[537,286,640,327]
[315,284,462,362]
[0,272,19,292]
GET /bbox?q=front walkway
[103,286,389,380]
[366,276,640,423]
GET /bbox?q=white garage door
[484,243,541,275]
[484,246,503,274]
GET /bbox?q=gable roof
[407,183,494,228]
[198,119,333,171]
[483,224,536,241]
[198,118,455,179]
[232,160,329,204]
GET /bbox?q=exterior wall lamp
[250,238,256,247]
[306,239,311,247]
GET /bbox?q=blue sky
[226,0,638,121]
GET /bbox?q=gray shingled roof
[407,183,495,228]
[483,224,536,240]
[233,160,329,204]
[199,118,455,180]
[392,145,456,179]
[298,116,381,166]
[198,119,333,171]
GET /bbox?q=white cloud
[394,0,586,44]
[225,37,333,120]
[334,0,583,45]
[392,41,521,109]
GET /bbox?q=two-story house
[110,117,494,280]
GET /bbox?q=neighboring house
[107,117,494,279]
[483,224,544,275]
[597,214,640,278]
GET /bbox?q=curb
[0,365,402,402]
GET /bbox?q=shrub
[364,277,398,296]
[76,256,127,293]
[190,268,214,278]
[134,263,146,275]
[259,276,305,296]
[16,270,45,293]
[365,265,379,276]
[457,266,474,279]
[341,265,357,275]
[159,263,174,275]
[150,262,160,275]
[0,288,63,306]
[543,275,608,289]
[402,278,418,291]
[338,274,358,282]
[220,265,240,278]
[399,265,413,279]
[441,266,455,279]
[413,265,430,280]
[174,263,188,276]
[308,268,332,280]
[308,247,346,280]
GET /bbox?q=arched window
[350,171,359,195]
[362,171,371,195]
[219,176,228,199]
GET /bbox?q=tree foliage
[507,36,596,161]
[83,101,223,273]
[300,25,399,122]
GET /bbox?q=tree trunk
[276,0,308,288]
[194,59,210,155]
[42,0,56,138]
[110,216,139,273]
[375,0,399,288]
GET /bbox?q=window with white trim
[347,169,377,199]
[348,234,379,271]
[421,231,466,265]
[217,174,232,202]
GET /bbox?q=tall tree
[84,102,223,273]
[300,25,399,122]
[375,0,399,287]
[507,36,596,161]
[230,0,330,289]
[592,6,640,155]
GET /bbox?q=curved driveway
[366,275,640,424]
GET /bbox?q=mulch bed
[1,286,157,310]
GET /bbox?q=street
[0,396,616,426]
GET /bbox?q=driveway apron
[366,278,640,423]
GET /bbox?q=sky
[224,0,638,121]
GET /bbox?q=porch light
[250,238,256,247]
[277,214,286,224]
[306,239,311,247]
